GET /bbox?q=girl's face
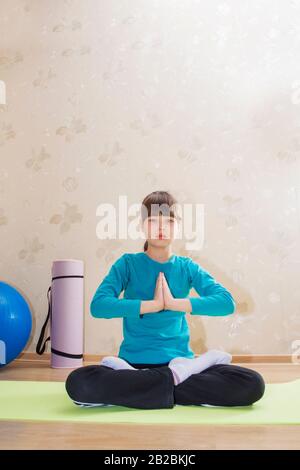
[142,214,178,247]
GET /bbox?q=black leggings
[65,360,266,409]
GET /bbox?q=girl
[65,190,265,409]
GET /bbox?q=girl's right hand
[139,272,164,315]
[154,272,164,311]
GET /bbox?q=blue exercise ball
[0,281,32,368]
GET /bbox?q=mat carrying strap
[36,275,84,359]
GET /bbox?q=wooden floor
[1,359,300,450]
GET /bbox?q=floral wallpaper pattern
[0,0,300,356]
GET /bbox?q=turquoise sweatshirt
[90,252,236,364]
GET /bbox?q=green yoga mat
[0,378,300,425]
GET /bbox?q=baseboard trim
[16,352,295,363]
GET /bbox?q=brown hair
[141,190,180,251]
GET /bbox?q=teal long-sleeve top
[90,252,236,364]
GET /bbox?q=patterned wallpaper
[1,0,300,356]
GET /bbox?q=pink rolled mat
[36,259,84,368]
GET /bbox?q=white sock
[99,356,149,371]
[74,400,115,408]
[200,404,220,407]
[168,349,232,386]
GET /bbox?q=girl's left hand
[161,272,176,310]
[161,272,193,313]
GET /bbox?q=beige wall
[1,0,300,356]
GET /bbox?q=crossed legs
[65,362,265,409]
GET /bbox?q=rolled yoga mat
[36,259,84,368]
[0,378,300,425]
